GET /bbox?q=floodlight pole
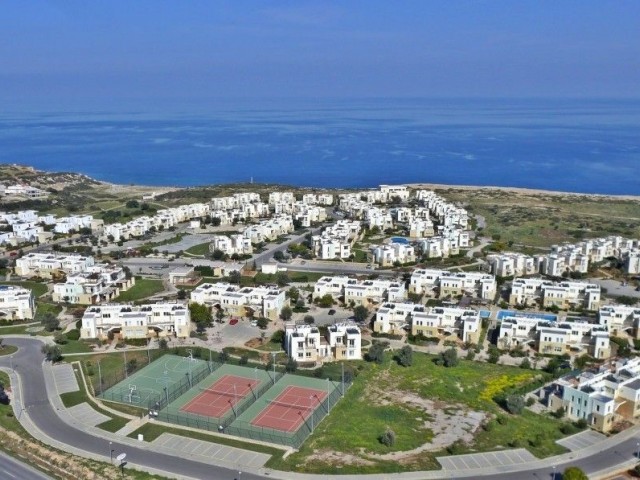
[109,441,113,463]
[147,337,151,364]
[271,352,276,384]
[327,378,331,412]
[186,372,191,389]
[98,360,103,395]
[163,386,168,405]
[123,348,128,378]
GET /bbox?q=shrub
[239,355,249,366]
[520,357,531,369]
[466,349,476,361]
[505,394,525,415]
[435,348,459,367]
[378,429,396,447]
[396,345,413,367]
[526,397,536,407]
[285,357,298,373]
[366,343,386,364]
[562,466,588,480]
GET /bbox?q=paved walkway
[51,363,79,394]
[152,433,270,469]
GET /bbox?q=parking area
[151,433,270,468]
[556,430,607,451]
[437,449,536,471]
[52,364,79,394]
[67,402,111,427]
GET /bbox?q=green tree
[257,317,269,330]
[353,305,369,323]
[218,351,229,363]
[505,394,525,415]
[562,466,588,480]
[487,345,501,364]
[276,271,289,287]
[285,357,298,372]
[273,251,285,262]
[159,338,168,350]
[520,357,531,369]
[437,348,459,367]
[366,342,386,364]
[286,287,300,303]
[316,294,334,308]
[211,249,225,260]
[303,315,315,325]
[41,344,62,362]
[280,306,293,322]
[41,313,60,332]
[228,270,242,284]
[177,289,187,300]
[215,308,226,323]
[189,303,212,326]
[378,428,396,447]
[396,345,413,367]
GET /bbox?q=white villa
[410,268,497,300]
[284,322,362,363]
[80,302,191,340]
[52,264,135,305]
[0,285,35,321]
[15,252,95,278]
[190,283,287,321]
[509,277,601,311]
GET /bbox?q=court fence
[224,377,351,448]
[98,359,219,410]
[153,369,286,431]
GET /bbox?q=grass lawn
[0,281,48,298]
[222,346,261,359]
[0,371,28,437]
[59,339,94,354]
[115,277,164,302]
[270,352,569,474]
[34,302,63,321]
[0,325,31,335]
[0,345,18,356]
[127,422,285,458]
[185,242,211,256]
[95,416,130,433]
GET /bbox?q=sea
[0,98,638,195]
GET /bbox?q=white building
[370,243,416,267]
[410,268,496,300]
[190,283,287,321]
[52,264,135,305]
[313,276,406,306]
[209,234,253,256]
[598,305,640,337]
[487,252,538,277]
[80,302,191,339]
[284,322,361,362]
[15,252,95,278]
[0,285,35,320]
[509,277,601,311]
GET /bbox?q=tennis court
[100,354,211,408]
[181,374,260,418]
[251,385,327,432]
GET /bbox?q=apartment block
[15,252,95,277]
[487,252,539,277]
[0,285,35,320]
[209,234,253,256]
[370,243,416,267]
[80,302,191,340]
[598,305,640,337]
[509,277,601,311]
[52,264,135,305]
[410,269,496,300]
[190,283,286,320]
[284,322,361,363]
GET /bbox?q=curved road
[1,337,639,480]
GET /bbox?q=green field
[185,242,211,256]
[115,277,164,302]
[269,352,570,474]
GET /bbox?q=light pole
[309,395,314,433]
[109,441,113,463]
[636,441,639,458]
[326,378,331,412]
[271,352,277,384]
[552,465,556,479]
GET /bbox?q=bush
[505,394,525,415]
[487,345,501,364]
[378,429,396,447]
[562,466,588,480]
[239,355,249,366]
[41,313,60,332]
[466,349,476,361]
[285,357,298,373]
[396,346,413,367]
[520,357,531,369]
[271,330,285,345]
[366,343,386,364]
[526,397,536,407]
[435,348,459,367]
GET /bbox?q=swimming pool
[496,310,557,322]
[391,237,409,244]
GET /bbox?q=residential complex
[0,285,35,320]
[209,234,253,256]
[313,275,406,307]
[52,264,135,305]
[15,252,95,277]
[547,357,640,433]
[509,277,601,311]
[410,269,497,300]
[80,302,191,339]
[284,322,362,362]
[190,283,287,320]
[373,301,480,342]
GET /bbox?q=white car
[250,320,258,327]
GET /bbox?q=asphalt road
[0,338,263,480]
[0,450,51,480]
[1,337,638,480]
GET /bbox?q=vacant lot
[269,352,569,474]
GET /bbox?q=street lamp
[109,441,114,463]
[636,441,639,458]
[552,465,556,479]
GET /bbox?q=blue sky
[1,1,639,108]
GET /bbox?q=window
[297,353,303,358]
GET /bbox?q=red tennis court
[181,374,259,418]
[251,385,327,432]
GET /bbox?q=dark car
[328,309,336,315]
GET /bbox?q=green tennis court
[100,354,211,408]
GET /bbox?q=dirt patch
[304,449,377,467]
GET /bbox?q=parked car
[328,309,336,315]
[250,320,258,327]
[229,318,239,325]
